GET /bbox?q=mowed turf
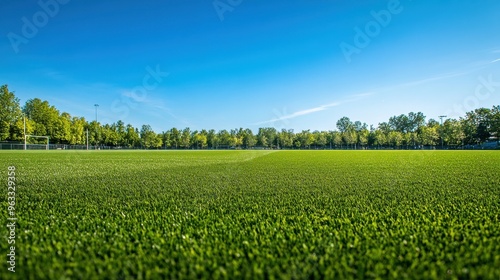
[1,150,499,279]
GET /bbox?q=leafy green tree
[140,124,157,149]
[388,131,403,148]
[161,131,172,149]
[153,133,163,149]
[418,124,438,147]
[257,127,277,148]
[408,112,426,132]
[0,85,22,141]
[114,120,126,146]
[325,130,333,149]
[476,122,490,144]
[169,128,181,149]
[278,129,294,149]
[460,108,492,145]
[408,132,418,148]
[218,129,231,147]
[181,128,191,149]
[427,118,439,127]
[23,98,61,140]
[256,128,268,147]
[293,138,301,149]
[353,121,367,132]
[332,131,342,148]
[230,129,243,148]
[69,117,86,145]
[298,130,314,149]
[342,130,357,149]
[124,124,140,148]
[102,123,121,147]
[54,112,72,144]
[193,130,208,149]
[389,114,410,133]
[336,117,353,133]
[242,128,256,149]
[373,129,387,148]
[401,132,411,149]
[490,106,500,142]
[442,119,464,147]
[336,118,358,148]
[314,131,327,149]
[87,121,101,147]
[10,117,30,141]
[358,128,369,148]
[378,122,391,135]
[207,129,218,149]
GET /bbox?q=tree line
[1,84,499,149]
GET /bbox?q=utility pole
[94,104,99,150]
[439,115,447,149]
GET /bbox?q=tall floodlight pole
[439,115,447,149]
[94,104,99,150]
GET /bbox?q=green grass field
[1,150,499,279]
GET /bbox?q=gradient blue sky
[1,0,500,132]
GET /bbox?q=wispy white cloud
[252,93,372,126]
[371,70,474,95]
[252,56,495,128]
[350,92,374,98]
[402,52,500,87]
[253,70,472,127]
[150,104,191,126]
[377,55,500,92]
[252,105,331,125]
[36,68,71,82]
[397,71,469,88]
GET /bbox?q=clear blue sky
[1,0,500,132]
